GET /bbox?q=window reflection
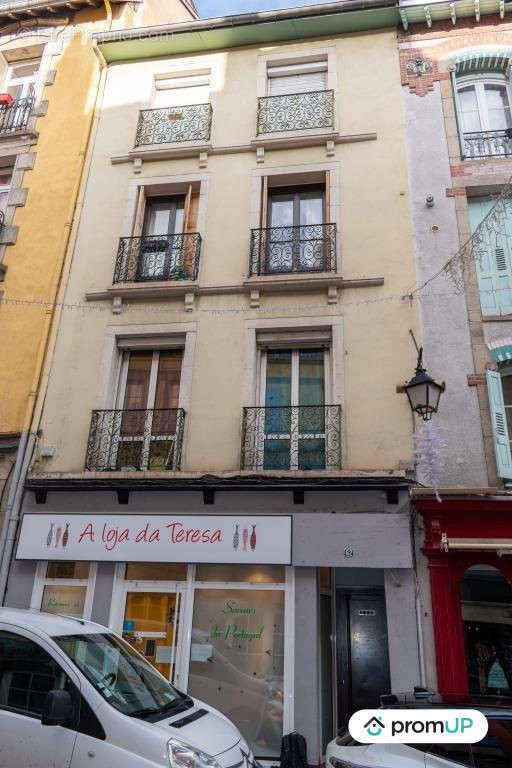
[188,589,285,756]
[461,564,512,696]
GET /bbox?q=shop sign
[16,514,292,564]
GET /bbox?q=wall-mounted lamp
[403,347,445,421]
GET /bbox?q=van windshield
[55,632,184,719]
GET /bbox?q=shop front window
[461,564,512,696]
[188,588,285,757]
[35,561,95,619]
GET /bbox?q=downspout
[0,23,108,605]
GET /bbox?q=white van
[0,608,255,768]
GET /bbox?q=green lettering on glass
[222,600,256,615]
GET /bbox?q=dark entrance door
[336,589,391,730]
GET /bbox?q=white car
[0,608,255,768]
[326,695,512,767]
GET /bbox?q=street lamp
[404,348,445,421]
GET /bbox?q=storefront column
[428,553,468,694]
[384,569,420,692]
[294,567,321,765]
[4,558,36,608]
[90,562,116,626]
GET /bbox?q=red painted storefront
[417,497,512,695]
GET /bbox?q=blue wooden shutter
[468,198,512,316]
[486,369,512,480]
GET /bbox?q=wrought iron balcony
[135,103,212,146]
[85,408,185,472]
[463,129,512,158]
[0,94,34,135]
[241,405,342,471]
[113,232,201,284]
[257,90,335,135]
[249,223,336,276]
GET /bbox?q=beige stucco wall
[34,28,420,474]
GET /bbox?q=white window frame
[5,57,40,100]
[108,562,295,737]
[30,561,98,620]
[457,73,512,132]
[0,165,12,214]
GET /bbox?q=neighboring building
[0,3,426,760]
[0,0,197,592]
[399,0,512,701]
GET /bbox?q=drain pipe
[0,430,30,603]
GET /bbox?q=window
[267,60,327,96]
[33,561,96,618]
[5,58,39,101]
[260,347,328,470]
[267,185,325,273]
[0,630,69,718]
[459,79,512,132]
[427,743,473,766]
[154,73,210,108]
[258,59,334,135]
[121,186,200,284]
[0,163,12,214]
[115,349,183,471]
[187,588,285,757]
[251,175,335,276]
[468,196,512,316]
[472,718,512,767]
[455,74,512,158]
[135,73,211,146]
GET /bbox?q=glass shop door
[121,586,184,684]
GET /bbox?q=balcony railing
[463,129,512,158]
[0,94,34,135]
[113,233,201,284]
[249,223,336,276]
[85,408,185,471]
[241,405,342,471]
[257,90,335,135]
[135,103,212,146]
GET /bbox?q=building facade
[399,0,512,700]
[2,3,427,762]
[0,0,197,595]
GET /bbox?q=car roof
[382,691,512,716]
[0,607,107,637]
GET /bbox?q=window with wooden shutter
[267,61,327,96]
[468,197,512,316]
[487,369,512,479]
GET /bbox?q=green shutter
[468,197,512,316]
[486,369,512,480]
[451,70,465,160]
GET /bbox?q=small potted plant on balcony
[0,93,14,106]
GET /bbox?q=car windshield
[55,632,182,719]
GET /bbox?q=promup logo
[350,709,488,744]
[364,717,385,737]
